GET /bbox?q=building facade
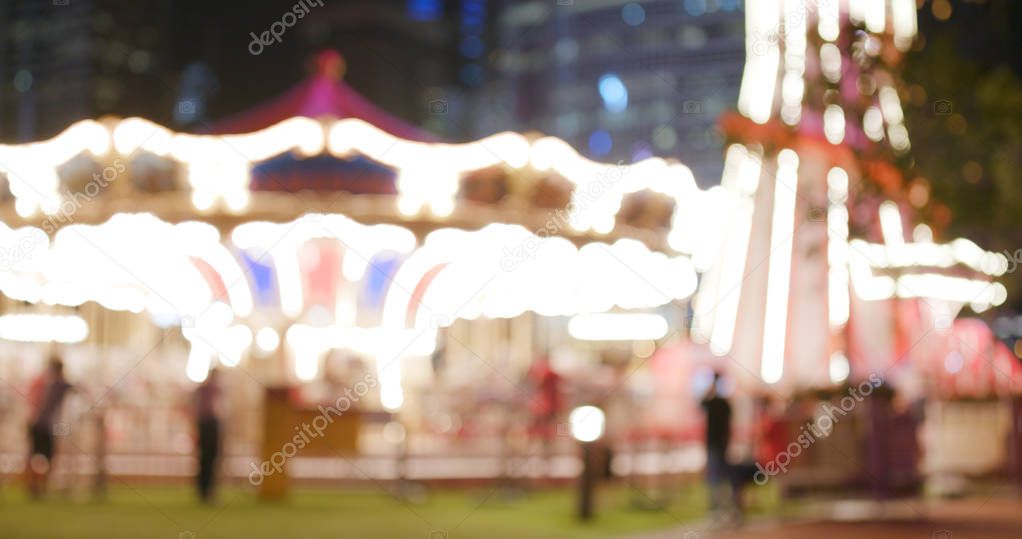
[477,0,746,186]
[0,0,177,142]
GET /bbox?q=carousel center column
[253,326,293,501]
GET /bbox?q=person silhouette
[26,355,74,498]
[194,368,223,503]
[701,371,733,517]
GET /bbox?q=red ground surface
[726,499,1022,539]
[635,498,1022,539]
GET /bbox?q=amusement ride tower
[692,0,1009,391]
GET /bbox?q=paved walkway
[627,497,1022,539]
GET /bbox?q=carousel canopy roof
[0,49,703,254]
[0,60,710,346]
[205,50,436,142]
[0,114,704,255]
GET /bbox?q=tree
[901,0,1022,309]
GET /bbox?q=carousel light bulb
[485,132,530,168]
[991,283,1008,306]
[944,351,965,374]
[295,121,325,156]
[827,167,849,202]
[430,197,455,218]
[592,215,615,235]
[529,137,570,171]
[256,327,280,352]
[40,197,62,216]
[380,383,404,411]
[15,198,37,218]
[824,105,846,144]
[864,107,885,142]
[225,190,250,213]
[397,196,421,217]
[191,191,215,212]
[219,352,240,367]
[113,118,147,154]
[864,0,886,33]
[879,201,904,246]
[341,255,369,282]
[295,348,319,381]
[888,124,911,152]
[829,352,850,384]
[912,224,933,243]
[568,313,668,341]
[186,347,211,383]
[820,43,842,83]
[87,128,111,156]
[0,314,88,343]
[568,406,605,443]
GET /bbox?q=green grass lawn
[0,480,747,539]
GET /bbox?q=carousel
[0,52,710,487]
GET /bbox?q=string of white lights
[0,117,704,254]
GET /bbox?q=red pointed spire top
[205,48,435,141]
[315,50,346,81]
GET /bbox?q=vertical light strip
[878,87,905,125]
[827,167,850,328]
[709,145,762,355]
[820,43,842,83]
[378,353,404,411]
[818,0,841,41]
[780,0,807,125]
[879,86,911,152]
[879,200,905,246]
[691,146,748,345]
[186,345,212,383]
[823,104,846,144]
[295,347,320,381]
[863,106,885,141]
[848,0,866,24]
[739,0,781,124]
[864,0,887,33]
[761,149,799,384]
[690,263,721,345]
[275,244,304,318]
[891,0,918,50]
